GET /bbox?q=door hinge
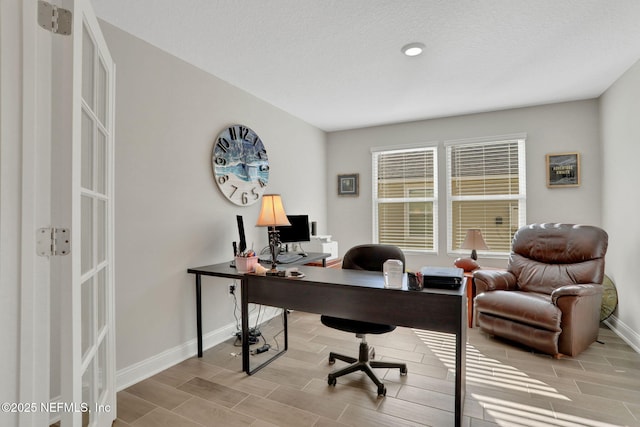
[38,0,72,35]
[37,228,71,257]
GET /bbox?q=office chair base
[326,342,407,397]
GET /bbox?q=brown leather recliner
[474,223,608,357]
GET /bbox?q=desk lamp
[256,194,290,274]
[454,228,489,272]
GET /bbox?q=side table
[465,272,474,328]
[465,267,506,328]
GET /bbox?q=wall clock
[212,124,269,206]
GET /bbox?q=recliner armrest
[551,284,603,304]
[473,270,517,293]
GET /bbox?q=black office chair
[321,244,408,397]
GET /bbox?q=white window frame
[371,143,438,254]
[445,134,527,258]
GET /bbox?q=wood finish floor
[112,311,640,427]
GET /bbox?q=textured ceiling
[90,0,640,132]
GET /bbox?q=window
[446,136,526,256]
[372,146,437,252]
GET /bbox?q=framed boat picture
[338,173,359,196]
[546,152,580,188]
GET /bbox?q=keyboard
[276,253,303,264]
[258,253,304,264]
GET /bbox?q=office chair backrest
[342,244,406,272]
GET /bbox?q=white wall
[600,59,640,351]
[326,100,602,272]
[99,22,327,384]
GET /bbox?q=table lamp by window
[454,228,489,272]
[461,228,489,260]
[256,194,290,273]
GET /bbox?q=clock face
[212,124,269,206]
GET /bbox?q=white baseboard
[116,307,282,391]
[115,322,236,391]
[604,314,640,354]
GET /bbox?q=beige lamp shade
[460,228,489,260]
[461,229,489,251]
[256,194,291,227]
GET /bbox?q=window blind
[446,138,526,255]
[372,146,437,252]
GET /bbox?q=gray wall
[100,22,327,382]
[326,100,602,272]
[601,59,640,349]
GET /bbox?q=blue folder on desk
[420,266,464,289]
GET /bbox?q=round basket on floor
[600,274,618,322]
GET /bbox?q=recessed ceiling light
[402,42,425,57]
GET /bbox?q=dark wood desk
[187,259,466,426]
[242,268,467,427]
[187,252,330,357]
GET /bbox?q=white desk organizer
[306,235,338,260]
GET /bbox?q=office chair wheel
[377,384,386,397]
[328,355,336,365]
[400,366,408,376]
[328,375,337,386]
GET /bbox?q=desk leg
[241,278,290,375]
[284,309,288,351]
[196,274,203,357]
[455,289,467,427]
[241,278,250,374]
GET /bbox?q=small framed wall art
[546,152,580,188]
[338,173,359,196]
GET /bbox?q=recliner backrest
[508,223,608,294]
[342,244,406,272]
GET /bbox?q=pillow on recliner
[509,224,607,294]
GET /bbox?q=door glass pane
[82,359,94,427]
[82,26,95,109]
[97,338,107,402]
[81,195,93,275]
[97,267,106,331]
[97,58,107,125]
[97,199,106,264]
[96,129,106,194]
[81,277,94,358]
[81,109,93,190]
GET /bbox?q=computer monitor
[276,215,310,244]
[236,215,247,254]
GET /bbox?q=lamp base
[454,257,479,272]
[267,227,281,273]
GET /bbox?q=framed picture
[338,173,359,196]
[546,152,580,188]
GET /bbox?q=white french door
[53,0,117,426]
[6,1,115,425]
